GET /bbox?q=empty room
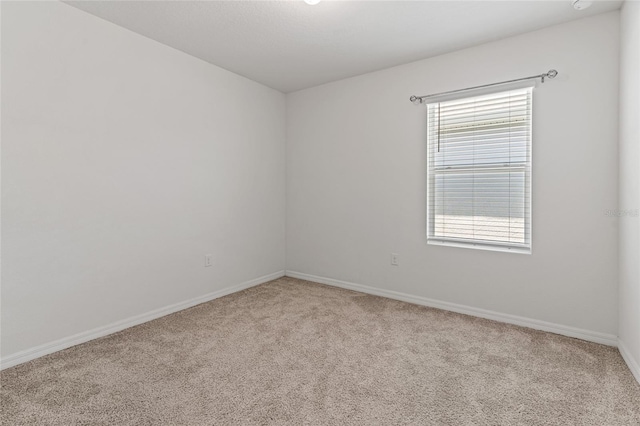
[1,0,639,424]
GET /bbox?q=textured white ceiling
[65,0,622,93]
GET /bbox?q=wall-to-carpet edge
[0,271,285,370]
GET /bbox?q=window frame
[425,83,533,254]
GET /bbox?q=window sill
[427,239,531,255]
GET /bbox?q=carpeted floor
[1,277,639,425]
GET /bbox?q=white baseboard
[618,339,640,385]
[0,270,285,370]
[285,271,618,347]
[5,269,630,379]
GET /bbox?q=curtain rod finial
[542,69,558,83]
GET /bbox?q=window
[426,85,532,253]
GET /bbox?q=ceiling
[65,0,622,93]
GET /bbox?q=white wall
[1,2,286,359]
[286,12,620,338]
[618,0,640,382]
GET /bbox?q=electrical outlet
[391,253,399,266]
[205,254,213,267]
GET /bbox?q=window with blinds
[426,86,532,253]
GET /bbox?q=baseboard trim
[618,339,640,385]
[285,271,618,347]
[0,270,285,370]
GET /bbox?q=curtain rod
[409,69,558,104]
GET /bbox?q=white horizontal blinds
[427,87,532,249]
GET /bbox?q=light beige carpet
[1,277,639,425]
